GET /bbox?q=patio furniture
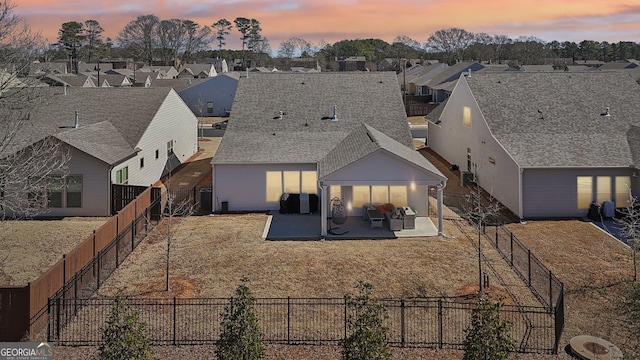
[329,197,348,235]
[279,193,319,214]
[385,209,403,231]
[401,207,415,229]
[367,209,384,229]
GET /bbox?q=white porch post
[320,184,328,238]
[437,183,444,236]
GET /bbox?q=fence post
[528,249,532,286]
[438,300,443,349]
[62,254,66,284]
[344,296,348,341]
[510,233,514,265]
[549,272,553,311]
[55,296,61,343]
[173,297,177,346]
[401,299,405,347]
[47,297,51,342]
[96,250,101,289]
[287,297,291,345]
[193,186,197,207]
[74,272,78,315]
[116,233,120,268]
[495,226,499,248]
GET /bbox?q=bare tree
[393,35,422,51]
[0,1,70,222]
[615,189,640,282]
[182,20,211,63]
[425,27,475,64]
[156,19,186,66]
[278,38,296,59]
[463,181,502,292]
[117,15,159,65]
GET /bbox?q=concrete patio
[263,212,438,241]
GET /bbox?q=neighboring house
[139,66,179,79]
[77,62,114,73]
[405,63,449,95]
[178,64,217,79]
[419,62,485,103]
[211,58,229,74]
[29,61,68,76]
[91,74,133,87]
[211,72,448,236]
[43,74,96,87]
[520,65,555,72]
[149,78,207,92]
[336,56,367,71]
[178,72,240,117]
[2,87,198,217]
[598,62,639,70]
[426,72,640,219]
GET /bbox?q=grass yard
[505,220,635,356]
[0,217,108,286]
[96,215,538,304]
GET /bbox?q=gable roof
[319,124,446,180]
[463,72,640,168]
[212,72,412,164]
[2,87,173,164]
[423,62,484,88]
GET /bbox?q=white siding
[114,90,198,187]
[428,76,522,217]
[213,163,317,212]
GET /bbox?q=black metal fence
[164,186,212,214]
[48,296,556,353]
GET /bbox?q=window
[577,176,593,209]
[155,149,159,159]
[389,186,408,207]
[463,106,471,128]
[66,175,82,208]
[207,101,214,114]
[283,171,300,194]
[266,170,318,202]
[371,186,389,204]
[140,157,145,169]
[166,140,174,156]
[615,176,632,208]
[266,171,282,202]
[116,166,129,184]
[47,175,63,208]
[352,186,371,208]
[596,176,611,203]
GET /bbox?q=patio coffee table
[367,209,384,229]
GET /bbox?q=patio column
[320,184,328,238]
[437,183,444,236]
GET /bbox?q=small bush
[216,277,265,360]
[341,281,391,360]
[98,295,151,360]
[463,292,516,360]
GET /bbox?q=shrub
[216,277,265,360]
[463,292,516,360]
[341,281,391,360]
[98,295,151,360]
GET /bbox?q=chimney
[74,110,79,128]
[331,105,338,121]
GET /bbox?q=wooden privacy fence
[0,186,159,341]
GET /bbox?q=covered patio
[263,212,438,241]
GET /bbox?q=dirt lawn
[0,217,108,286]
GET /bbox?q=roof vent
[601,107,611,117]
[332,105,338,121]
[74,110,79,128]
[63,83,67,95]
[273,110,285,120]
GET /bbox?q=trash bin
[221,201,229,214]
[200,188,212,212]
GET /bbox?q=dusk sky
[16,0,640,51]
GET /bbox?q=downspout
[211,162,216,214]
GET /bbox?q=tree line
[42,16,640,72]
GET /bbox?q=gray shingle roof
[319,124,446,179]
[212,72,412,164]
[55,121,135,165]
[464,72,640,167]
[2,87,172,164]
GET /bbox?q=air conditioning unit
[461,171,476,187]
